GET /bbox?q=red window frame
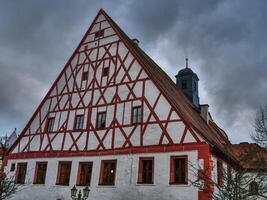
[73,114,84,130]
[33,162,47,184]
[99,160,117,186]
[56,161,72,186]
[82,71,89,81]
[137,157,154,184]
[96,111,106,129]
[102,67,109,77]
[76,162,93,186]
[170,156,188,185]
[15,162,27,184]
[132,106,142,125]
[217,159,223,187]
[45,117,55,132]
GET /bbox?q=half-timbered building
[4,9,265,200]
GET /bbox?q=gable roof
[7,9,237,164]
[100,9,237,162]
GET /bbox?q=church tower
[175,58,199,109]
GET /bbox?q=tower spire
[185,57,188,68]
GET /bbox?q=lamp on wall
[70,185,90,200]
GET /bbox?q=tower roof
[176,67,199,80]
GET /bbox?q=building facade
[4,9,266,200]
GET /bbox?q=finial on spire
[185,57,188,68]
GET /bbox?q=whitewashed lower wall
[6,150,200,200]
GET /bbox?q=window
[57,162,72,185]
[194,81,197,91]
[46,117,55,132]
[99,160,116,185]
[34,162,47,184]
[132,106,142,124]
[102,67,109,77]
[181,80,187,89]
[95,30,104,39]
[96,111,106,129]
[77,162,93,186]
[15,163,27,184]
[138,157,154,184]
[249,181,259,195]
[217,160,223,187]
[170,156,187,184]
[82,71,88,81]
[74,114,84,130]
[10,163,15,172]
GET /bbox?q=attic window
[46,117,55,132]
[82,71,89,81]
[102,67,109,77]
[95,30,104,39]
[182,80,187,89]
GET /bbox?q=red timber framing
[6,9,203,157]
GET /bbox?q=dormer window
[95,30,104,39]
[181,80,187,89]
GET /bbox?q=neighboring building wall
[7,150,200,200]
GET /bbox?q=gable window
[96,111,106,129]
[77,162,93,186]
[82,71,89,81]
[99,160,116,185]
[15,163,27,184]
[74,114,84,130]
[249,181,259,195]
[102,67,109,77]
[138,157,154,184]
[181,80,187,89]
[10,163,15,172]
[170,156,187,184]
[132,106,142,124]
[95,30,104,39]
[57,161,72,185]
[34,162,47,184]
[217,160,223,187]
[46,117,55,132]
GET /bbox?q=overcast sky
[0,0,267,144]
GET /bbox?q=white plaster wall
[7,151,200,200]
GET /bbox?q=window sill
[136,183,156,186]
[56,183,70,186]
[33,183,45,185]
[97,185,116,188]
[169,183,189,187]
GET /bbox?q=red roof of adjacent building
[229,143,267,171]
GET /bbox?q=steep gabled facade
[4,9,243,200]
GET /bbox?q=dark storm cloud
[0,0,266,143]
